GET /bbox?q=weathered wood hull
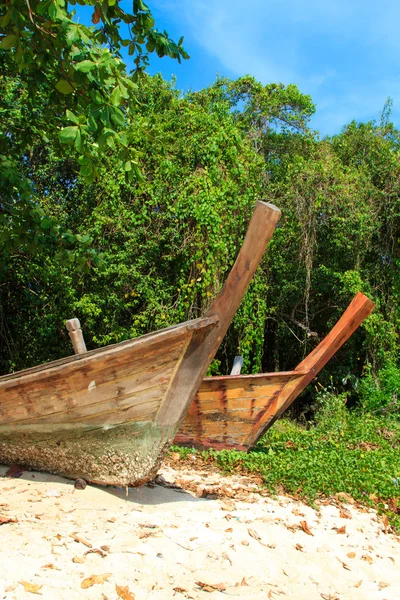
[175,292,375,450]
[0,201,281,486]
[0,318,218,485]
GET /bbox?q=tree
[0,1,188,261]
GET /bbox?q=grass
[171,405,400,532]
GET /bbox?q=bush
[358,362,400,418]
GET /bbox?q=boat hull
[174,371,304,450]
[0,318,217,486]
[0,421,174,487]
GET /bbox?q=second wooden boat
[174,292,375,450]
[0,201,281,486]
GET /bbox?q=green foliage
[358,362,400,417]
[1,68,400,409]
[171,411,400,531]
[0,1,187,259]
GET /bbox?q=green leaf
[66,110,79,124]
[40,216,53,230]
[90,89,103,105]
[74,129,83,152]
[110,107,125,127]
[0,11,12,28]
[55,79,75,94]
[110,85,122,107]
[59,126,78,144]
[75,60,97,73]
[0,34,17,49]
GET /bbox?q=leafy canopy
[0,0,188,179]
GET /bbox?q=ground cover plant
[171,394,400,532]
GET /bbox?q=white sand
[1,460,399,600]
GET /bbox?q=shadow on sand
[0,463,205,506]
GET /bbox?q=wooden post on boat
[156,201,281,427]
[65,319,87,355]
[244,291,375,445]
[230,356,244,375]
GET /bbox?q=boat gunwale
[0,315,219,384]
[201,370,307,384]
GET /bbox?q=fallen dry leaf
[378,582,389,590]
[0,515,18,525]
[195,581,226,593]
[361,554,373,564]
[354,580,363,588]
[20,581,42,595]
[299,520,313,536]
[337,525,346,534]
[41,563,60,570]
[5,465,24,478]
[342,562,351,571]
[295,543,304,552]
[382,515,390,533]
[248,528,261,542]
[116,584,135,599]
[347,552,356,559]
[241,540,249,546]
[81,574,111,589]
[240,577,249,587]
[220,502,235,511]
[339,508,352,519]
[72,555,86,564]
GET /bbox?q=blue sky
[131,0,400,136]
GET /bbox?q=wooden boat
[0,201,281,486]
[174,292,375,451]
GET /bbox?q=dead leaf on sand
[72,555,86,564]
[382,515,390,533]
[0,515,18,525]
[6,465,24,478]
[81,574,111,589]
[347,552,356,559]
[248,528,261,542]
[361,554,373,564]
[320,594,340,600]
[295,543,304,552]
[116,584,135,599]
[20,581,42,595]
[196,581,226,593]
[336,525,346,534]
[378,582,389,590]
[354,580,363,588]
[299,520,313,536]
[41,563,60,571]
[339,508,352,519]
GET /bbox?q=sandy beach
[1,460,399,600]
